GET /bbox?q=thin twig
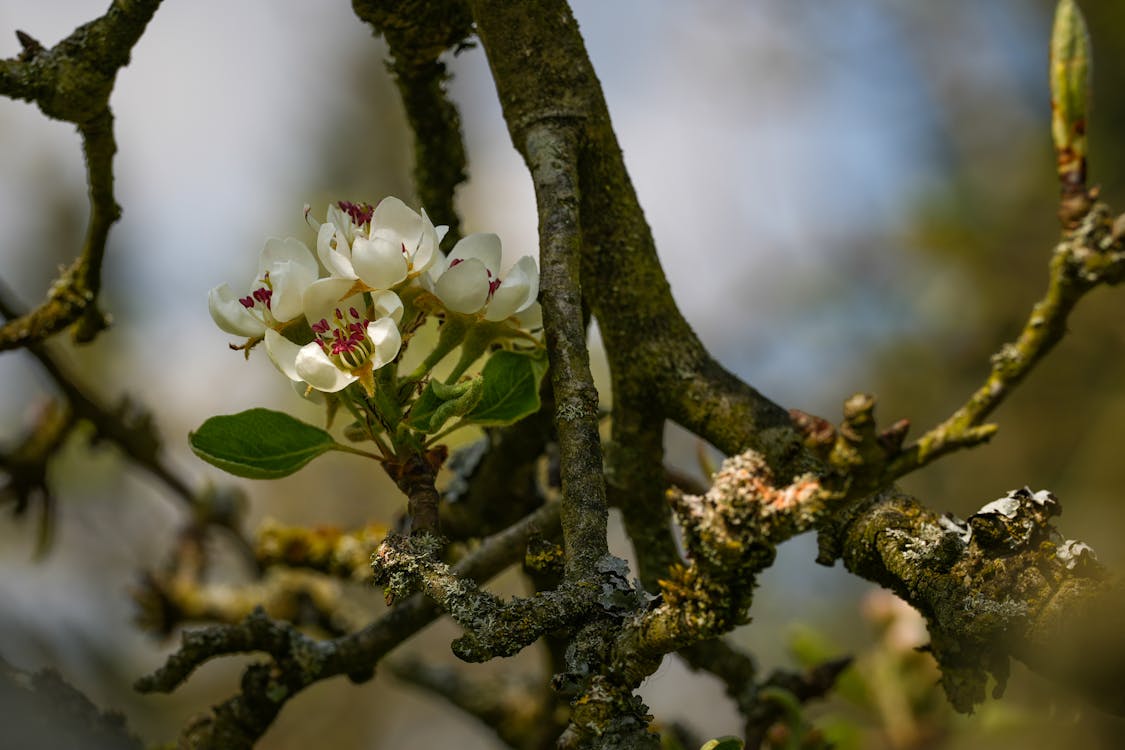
[0,0,163,350]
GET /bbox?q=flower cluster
[209,197,540,396]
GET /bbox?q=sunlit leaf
[189,408,339,479]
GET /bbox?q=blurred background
[2,0,1125,747]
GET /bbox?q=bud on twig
[1050,0,1093,224]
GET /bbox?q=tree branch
[137,502,561,747]
[890,202,1125,476]
[523,121,612,582]
[352,0,473,241]
[387,656,560,749]
[0,0,163,350]
[827,486,1120,715]
[613,450,829,685]
[372,530,595,662]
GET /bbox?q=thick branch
[522,121,611,581]
[468,1,804,485]
[352,0,473,240]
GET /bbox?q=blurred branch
[352,0,473,242]
[137,501,561,749]
[387,656,561,750]
[742,659,852,750]
[0,400,73,555]
[0,0,163,349]
[254,519,388,581]
[0,282,254,559]
[0,653,143,750]
[0,281,188,503]
[135,567,364,639]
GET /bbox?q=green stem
[371,367,403,430]
[339,392,392,458]
[331,443,385,461]
[406,316,471,381]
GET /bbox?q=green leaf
[464,349,548,427]
[189,408,339,479]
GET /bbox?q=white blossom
[316,197,447,290]
[266,278,403,393]
[428,233,539,321]
[208,237,318,337]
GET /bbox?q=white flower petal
[371,196,421,243]
[264,329,302,381]
[370,290,404,325]
[303,277,359,327]
[326,204,359,243]
[269,260,318,323]
[514,301,543,331]
[412,208,441,273]
[448,233,502,271]
[434,257,491,314]
[259,237,316,277]
[317,223,356,279]
[366,318,402,370]
[423,250,448,291]
[295,344,357,392]
[484,255,539,321]
[351,236,408,289]
[208,283,266,337]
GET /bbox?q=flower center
[239,272,273,311]
[337,200,374,227]
[311,305,374,370]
